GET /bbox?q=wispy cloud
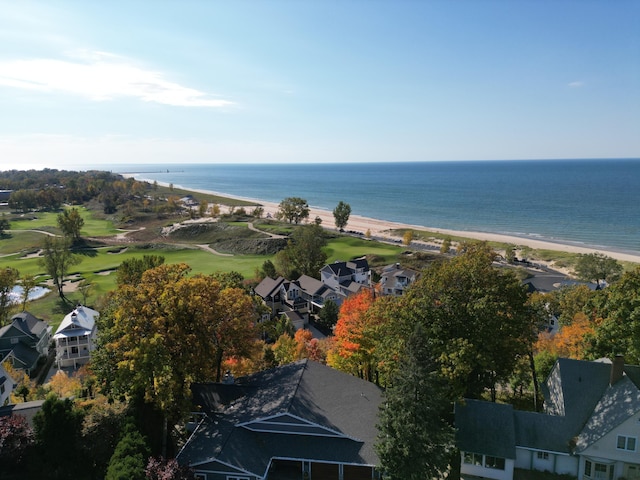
[0,51,234,107]
[568,81,584,88]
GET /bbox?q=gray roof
[1,342,41,370]
[457,357,640,459]
[575,375,640,452]
[0,400,45,426]
[455,399,516,459]
[297,275,327,296]
[254,276,285,299]
[179,360,383,476]
[1,312,48,341]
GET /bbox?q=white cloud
[568,81,584,88]
[0,51,234,107]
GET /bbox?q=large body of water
[109,159,640,255]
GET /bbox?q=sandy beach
[125,175,640,265]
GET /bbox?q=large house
[456,356,640,480]
[0,312,51,375]
[254,259,372,325]
[177,360,383,480]
[53,305,99,369]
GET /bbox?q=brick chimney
[610,355,625,386]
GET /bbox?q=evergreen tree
[376,323,454,480]
[105,421,150,480]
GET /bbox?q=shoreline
[124,174,640,265]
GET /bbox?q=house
[378,263,419,296]
[320,258,371,299]
[0,363,15,406]
[177,360,383,480]
[0,312,52,375]
[0,399,46,426]
[53,305,99,369]
[254,276,286,320]
[456,356,640,480]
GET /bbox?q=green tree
[317,298,339,332]
[586,266,640,363]
[77,279,94,305]
[505,244,516,263]
[0,267,20,326]
[275,224,327,279]
[39,236,82,300]
[0,215,10,236]
[276,197,310,224]
[116,255,165,286]
[333,201,351,230]
[33,395,85,479]
[106,421,150,480]
[389,243,535,399]
[402,230,413,246]
[57,207,85,242]
[376,323,454,480]
[440,237,451,254]
[574,252,623,286]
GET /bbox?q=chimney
[610,355,625,386]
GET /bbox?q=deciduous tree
[390,243,535,399]
[275,224,327,279]
[57,207,85,242]
[0,267,19,326]
[586,266,640,363]
[333,201,351,230]
[93,264,259,431]
[19,273,38,312]
[277,197,310,224]
[116,255,165,286]
[0,215,10,236]
[574,252,623,286]
[33,394,85,479]
[39,236,81,300]
[0,413,34,473]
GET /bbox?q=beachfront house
[378,263,419,296]
[0,312,51,375]
[53,305,99,369]
[456,356,640,480]
[320,258,371,298]
[177,359,383,480]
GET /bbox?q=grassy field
[1,204,414,328]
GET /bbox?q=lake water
[104,159,639,255]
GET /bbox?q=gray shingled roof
[254,276,285,299]
[575,375,640,452]
[455,400,516,459]
[180,360,383,475]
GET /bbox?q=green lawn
[324,236,403,264]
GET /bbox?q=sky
[0,0,638,169]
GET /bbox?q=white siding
[460,453,514,480]
[581,412,640,463]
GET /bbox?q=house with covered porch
[53,305,99,369]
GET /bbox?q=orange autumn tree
[535,312,595,359]
[327,289,379,381]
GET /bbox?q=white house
[53,305,99,369]
[456,356,640,480]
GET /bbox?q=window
[463,452,483,466]
[537,452,549,460]
[485,456,506,470]
[585,460,592,477]
[71,346,78,354]
[617,435,637,451]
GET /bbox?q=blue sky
[0,0,638,168]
